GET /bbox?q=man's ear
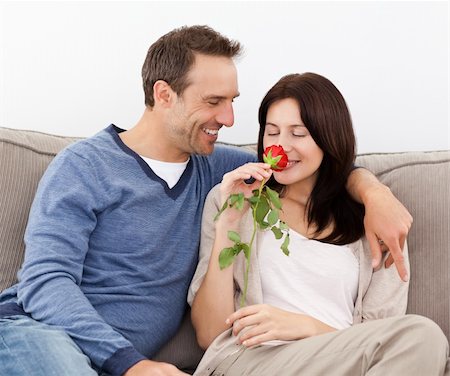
[153,80,175,108]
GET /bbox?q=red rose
[263,145,288,171]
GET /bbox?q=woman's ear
[153,80,175,108]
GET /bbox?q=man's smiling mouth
[202,128,219,136]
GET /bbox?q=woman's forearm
[191,217,237,349]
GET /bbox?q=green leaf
[263,149,283,169]
[247,195,259,206]
[228,230,241,243]
[219,247,236,269]
[279,221,289,231]
[265,186,282,210]
[235,193,245,210]
[271,226,283,239]
[281,233,290,256]
[255,196,270,224]
[265,149,273,160]
[229,193,241,207]
[241,243,251,260]
[267,209,279,226]
[259,221,270,230]
[272,155,282,164]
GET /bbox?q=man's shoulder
[189,143,256,182]
[214,143,257,155]
[40,127,120,179]
[208,143,257,164]
[61,126,117,159]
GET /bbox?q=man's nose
[216,102,234,127]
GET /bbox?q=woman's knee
[402,315,448,353]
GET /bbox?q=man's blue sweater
[0,125,255,375]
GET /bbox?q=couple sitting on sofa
[0,25,448,376]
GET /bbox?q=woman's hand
[218,163,272,223]
[225,304,336,347]
[220,162,272,202]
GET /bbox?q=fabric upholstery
[0,126,448,370]
[0,127,80,290]
[356,151,450,341]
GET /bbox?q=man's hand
[363,184,412,282]
[225,304,335,347]
[124,360,189,376]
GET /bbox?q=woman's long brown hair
[257,73,365,245]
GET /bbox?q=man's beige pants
[213,315,449,376]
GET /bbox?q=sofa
[1,126,449,372]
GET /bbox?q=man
[0,25,411,376]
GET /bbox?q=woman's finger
[240,327,273,347]
[231,312,263,336]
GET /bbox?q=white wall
[0,1,448,153]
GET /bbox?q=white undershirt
[141,156,189,189]
[258,228,359,333]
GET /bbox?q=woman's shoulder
[205,183,222,204]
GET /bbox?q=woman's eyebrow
[266,122,305,128]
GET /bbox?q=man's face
[167,54,239,157]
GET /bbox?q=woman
[188,73,449,375]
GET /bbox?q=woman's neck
[280,185,334,240]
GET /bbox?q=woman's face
[263,98,324,192]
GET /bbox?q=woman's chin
[273,173,292,186]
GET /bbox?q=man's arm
[347,167,412,282]
[18,151,146,375]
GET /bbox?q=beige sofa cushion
[356,151,450,340]
[0,127,80,290]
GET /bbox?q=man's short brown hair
[142,25,242,107]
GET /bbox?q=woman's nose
[276,134,292,152]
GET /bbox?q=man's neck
[119,109,189,163]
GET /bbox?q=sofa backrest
[356,151,450,340]
[1,126,449,368]
[0,127,80,290]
